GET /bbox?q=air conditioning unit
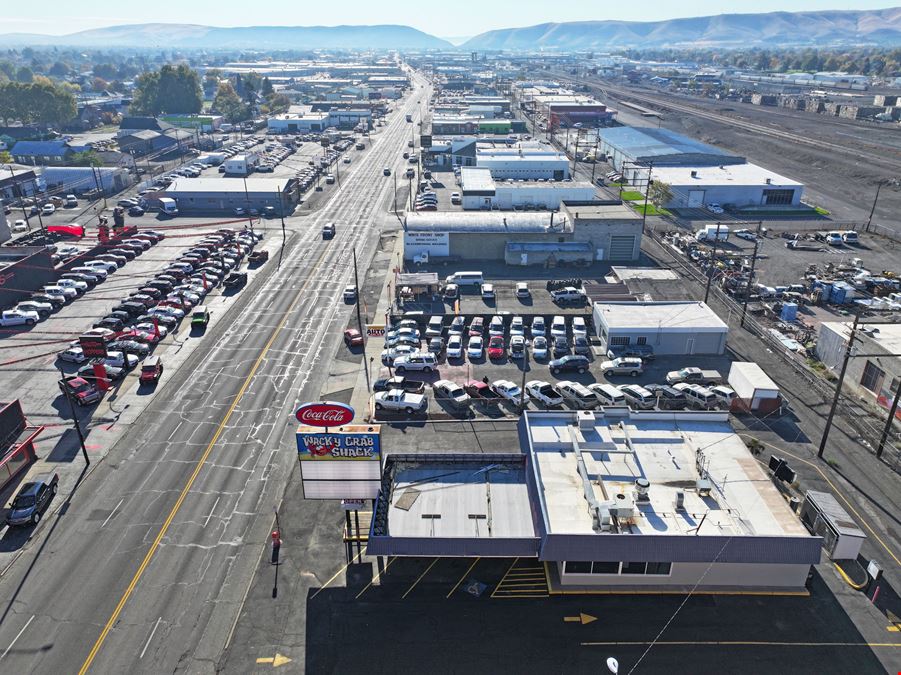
[611,492,635,518]
[576,409,594,431]
[674,491,685,510]
[634,477,650,501]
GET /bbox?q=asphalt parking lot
[400,279,596,316]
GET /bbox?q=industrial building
[817,322,901,415]
[367,409,820,592]
[459,167,596,210]
[597,127,745,170]
[592,301,728,355]
[403,203,642,265]
[267,108,371,133]
[476,143,570,180]
[162,178,298,215]
[650,163,804,209]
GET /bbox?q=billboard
[295,401,354,427]
[366,324,386,338]
[79,334,108,358]
[296,429,380,461]
[404,230,449,257]
[297,424,382,500]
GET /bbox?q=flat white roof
[386,459,535,539]
[612,267,680,281]
[822,321,901,356]
[729,361,779,392]
[650,162,803,188]
[460,167,495,191]
[526,411,808,538]
[594,301,728,331]
[405,211,570,233]
[166,178,290,194]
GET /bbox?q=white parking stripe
[100,499,123,529]
[1,614,35,661]
[139,617,161,659]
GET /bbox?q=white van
[841,230,859,245]
[710,385,737,407]
[159,197,179,217]
[588,383,626,406]
[550,315,567,338]
[572,316,587,339]
[618,384,656,410]
[445,271,484,286]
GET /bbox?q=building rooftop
[594,301,728,331]
[597,126,742,165]
[381,455,535,540]
[404,211,570,233]
[564,203,642,222]
[524,410,808,538]
[650,162,803,188]
[823,321,901,356]
[165,178,291,194]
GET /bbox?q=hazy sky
[4,1,896,37]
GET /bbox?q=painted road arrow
[256,653,292,667]
[564,613,597,625]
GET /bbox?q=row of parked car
[54,228,259,375]
[255,141,294,173]
[378,314,594,368]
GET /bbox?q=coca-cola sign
[295,401,354,427]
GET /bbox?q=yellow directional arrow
[564,613,597,625]
[888,611,901,632]
[256,653,292,667]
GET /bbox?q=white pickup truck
[665,367,723,386]
[374,389,428,414]
[1,309,40,326]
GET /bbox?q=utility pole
[818,310,862,459]
[590,140,600,185]
[408,174,414,211]
[242,176,255,234]
[877,382,901,459]
[393,174,398,215]
[572,129,581,177]
[704,221,723,304]
[57,367,90,466]
[739,221,764,327]
[518,343,529,412]
[353,248,370,393]
[10,166,32,231]
[276,186,286,268]
[865,181,882,233]
[640,162,653,233]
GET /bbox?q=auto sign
[295,401,354,427]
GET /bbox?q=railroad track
[556,74,901,174]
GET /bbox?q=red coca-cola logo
[295,401,354,427]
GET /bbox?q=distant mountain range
[462,8,901,49]
[4,9,901,52]
[0,23,452,49]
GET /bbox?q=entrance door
[686,338,695,355]
[688,190,705,207]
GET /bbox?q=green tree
[69,150,103,167]
[49,61,70,77]
[0,80,76,127]
[131,64,202,115]
[16,66,33,83]
[93,63,118,80]
[261,76,274,96]
[0,150,11,164]
[212,81,249,123]
[648,180,672,208]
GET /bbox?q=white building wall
[665,183,802,208]
[559,561,810,590]
[477,157,571,180]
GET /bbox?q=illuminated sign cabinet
[296,424,382,499]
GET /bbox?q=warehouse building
[597,126,745,171]
[817,322,901,415]
[459,167,596,210]
[476,143,570,180]
[162,178,298,215]
[403,203,642,265]
[592,301,728,355]
[367,409,820,592]
[651,163,804,209]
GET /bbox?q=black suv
[549,354,590,375]
[606,344,655,361]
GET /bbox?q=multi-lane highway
[0,74,428,674]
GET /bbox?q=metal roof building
[163,178,298,215]
[592,301,728,355]
[597,127,745,170]
[368,410,820,592]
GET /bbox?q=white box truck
[158,197,178,217]
[695,224,729,242]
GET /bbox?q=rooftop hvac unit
[674,491,685,510]
[634,478,650,501]
[576,410,594,431]
[611,492,635,518]
[596,505,612,531]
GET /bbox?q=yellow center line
[447,557,480,599]
[311,548,366,600]
[401,558,439,599]
[355,556,397,600]
[78,240,337,675]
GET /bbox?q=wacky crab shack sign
[296,424,381,462]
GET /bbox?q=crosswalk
[491,558,549,598]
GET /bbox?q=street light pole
[704,221,723,304]
[352,248,371,393]
[740,221,764,328]
[818,310,862,459]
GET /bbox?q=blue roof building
[596,126,744,170]
[11,140,73,165]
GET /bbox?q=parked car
[16,300,53,318]
[374,390,427,414]
[6,473,58,526]
[107,339,151,357]
[525,380,564,407]
[58,346,86,364]
[393,352,437,373]
[1,309,39,326]
[467,336,484,359]
[344,328,364,347]
[491,379,523,403]
[508,335,526,359]
[487,335,505,359]
[601,357,643,377]
[373,376,425,394]
[556,381,598,409]
[549,354,589,375]
[432,380,470,406]
[532,335,548,359]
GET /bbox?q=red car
[487,335,505,359]
[117,328,162,345]
[344,328,363,347]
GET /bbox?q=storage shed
[728,361,781,413]
[592,301,728,355]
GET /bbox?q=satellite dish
[607,657,619,674]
